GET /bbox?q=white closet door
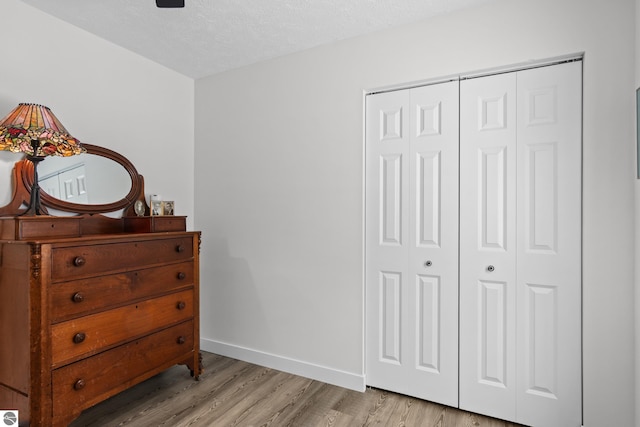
[366,88,411,399]
[365,81,459,405]
[459,72,518,421]
[460,62,582,426]
[515,61,582,427]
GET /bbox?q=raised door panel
[515,61,582,427]
[380,153,403,246]
[459,72,517,421]
[479,146,508,250]
[477,279,508,387]
[379,271,402,364]
[416,150,441,248]
[416,274,440,371]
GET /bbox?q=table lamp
[0,103,85,215]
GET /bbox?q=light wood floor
[70,351,524,427]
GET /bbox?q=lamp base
[19,155,45,216]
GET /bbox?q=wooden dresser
[0,144,202,426]
[0,229,201,426]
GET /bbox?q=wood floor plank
[170,365,282,426]
[323,409,357,427]
[70,352,524,427]
[254,381,346,427]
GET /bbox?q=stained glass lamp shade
[0,103,85,215]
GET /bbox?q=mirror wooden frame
[0,144,147,217]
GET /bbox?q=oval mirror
[39,153,130,204]
[21,144,143,215]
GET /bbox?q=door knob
[487,265,495,272]
[424,260,433,267]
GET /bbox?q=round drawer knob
[424,260,433,267]
[177,336,186,345]
[176,245,185,253]
[176,301,186,310]
[177,272,186,280]
[73,332,86,344]
[71,292,85,303]
[73,379,86,391]
[487,265,495,272]
[73,256,86,267]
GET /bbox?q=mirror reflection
[38,153,132,206]
[0,151,18,207]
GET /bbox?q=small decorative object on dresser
[149,199,175,216]
[0,144,201,427]
[134,199,146,216]
[163,200,175,215]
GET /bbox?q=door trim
[364,52,584,97]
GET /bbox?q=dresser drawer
[50,261,195,323]
[51,289,193,367]
[52,320,194,422]
[51,236,194,281]
[0,216,82,240]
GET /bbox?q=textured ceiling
[20,0,492,79]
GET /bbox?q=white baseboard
[201,338,366,393]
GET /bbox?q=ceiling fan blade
[156,0,184,7]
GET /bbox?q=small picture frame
[151,200,163,216]
[162,201,174,216]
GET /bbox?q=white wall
[195,0,636,425]
[0,0,195,224]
